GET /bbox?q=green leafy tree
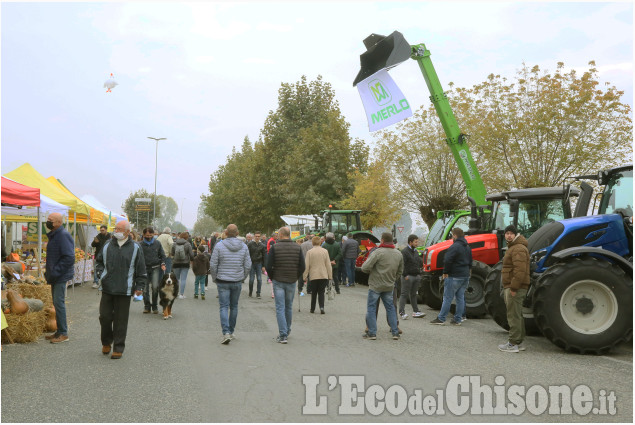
[193,202,222,236]
[453,61,632,189]
[256,75,367,219]
[155,195,178,231]
[340,161,400,230]
[171,221,187,233]
[122,189,161,231]
[376,106,468,228]
[202,137,264,232]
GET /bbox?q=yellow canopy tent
[3,163,90,219]
[47,177,105,224]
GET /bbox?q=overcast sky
[1,1,632,228]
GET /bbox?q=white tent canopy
[80,194,126,223]
[1,194,70,217]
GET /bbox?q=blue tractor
[527,164,633,354]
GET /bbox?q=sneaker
[221,334,231,345]
[229,334,235,340]
[152,310,158,314]
[194,294,198,299]
[362,332,376,340]
[412,312,426,318]
[320,308,325,314]
[256,294,261,299]
[45,333,60,341]
[518,343,526,351]
[276,335,288,344]
[249,293,252,297]
[400,313,409,320]
[498,342,520,353]
[450,319,461,326]
[430,318,445,325]
[50,334,69,344]
[92,283,99,289]
[392,334,400,340]
[143,309,150,314]
[201,295,205,300]
[398,327,403,334]
[300,292,305,297]
[462,316,467,322]
[179,295,185,299]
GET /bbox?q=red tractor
[421,186,580,318]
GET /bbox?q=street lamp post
[147,137,167,226]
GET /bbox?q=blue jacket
[210,237,251,283]
[442,236,472,278]
[45,226,75,284]
[96,237,147,296]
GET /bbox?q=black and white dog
[159,272,179,320]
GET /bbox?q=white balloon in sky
[104,73,118,92]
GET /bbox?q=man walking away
[299,235,314,295]
[499,225,530,353]
[431,228,471,326]
[140,227,166,314]
[399,234,425,319]
[157,227,174,274]
[172,232,195,299]
[247,231,266,298]
[266,227,305,344]
[96,220,146,359]
[210,224,251,344]
[91,225,110,288]
[44,213,75,344]
[342,233,359,287]
[322,232,342,294]
[361,232,403,340]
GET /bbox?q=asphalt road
[1,272,632,422]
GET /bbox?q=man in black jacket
[265,227,305,344]
[96,220,146,359]
[140,227,166,314]
[247,231,267,298]
[431,228,472,325]
[399,234,425,319]
[91,225,110,288]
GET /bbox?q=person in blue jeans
[171,232,195,299]
[360,232,403,340]
[210,224,251,345]
[265,226,305,344]
[192,245,210,299]
[430,228,472,325]
[43,212,75,344]
[247,231,266,298]
[341,233,359,287]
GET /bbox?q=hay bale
[1,310,47,343]
[6,283,52,307]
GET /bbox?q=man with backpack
[171,233,194,299]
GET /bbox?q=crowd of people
[43,217,530,358]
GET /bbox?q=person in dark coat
[265,227,305,344]
[91,225,111,288]
[431,228,472,325]
[247,231,267,298]
[140,227,166,313]
[44,212,75,344]
[95,220,146,359]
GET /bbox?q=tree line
[203,61,631,231]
